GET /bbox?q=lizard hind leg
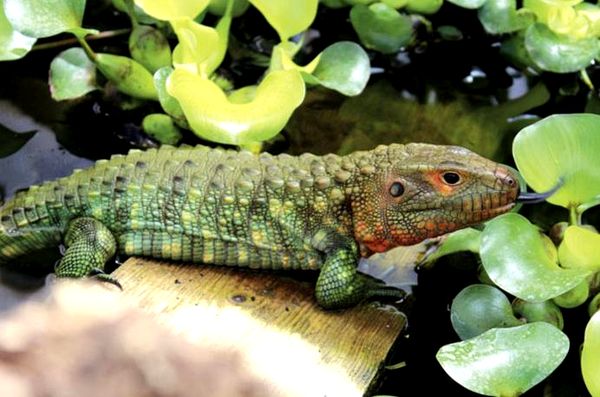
[55,217,118,285]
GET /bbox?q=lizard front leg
[55,217,119,287]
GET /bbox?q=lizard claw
[89,268,123,290]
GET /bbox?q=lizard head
[350,143,520,255]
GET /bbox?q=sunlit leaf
[96,53,158,100]
[447,0,485,9]
[350,3,413,54]
[142,113,182,145]
[450,284,521,340]
[437,322,569,397]
[405,0,442,14]
[153,67,188,128]
[478,0,535,34]
[513,113,600,211]
[4,0,85,38]
[133,0,209,20]
[0,0,36,60]
[248,0,318,41]
[129,25,171,73]
[558,226,600,273]
[512,299,564,329]
[49,47,97,100]
[480,213,590,302]
[167,68,305,145]
[582,311,600,397]
[308,41,370,96]
[524,23,599,73]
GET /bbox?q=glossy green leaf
[478,0,535,34]
[0,123,36,158]
[129,25,171,73]
[582,311,600,397]
[421,228,481,264]
[481,213,590,302]
[0,0,36,60]
[49,47,97,100]
[524,23,599,73]
[248,0,318,41]
[4,0,85,38]
[513,113,600,211]
[153,67,188,128]
[309,41,370,96]
[167,68,305,145]
[350,3,413,54]
[405,0,442,14]
[142,113,182,145]
[96,53,158,100]
[553,279,589,308]
[133,0,209,20]
[447,0,485,9]
[558,226,600,272]
[437,322,569,397]
[450,284,521,340]
[512,299,564,329]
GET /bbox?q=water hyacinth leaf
[248,0,318,41]
[589,293,600,317]
[421,228,481,264]
[381,0,408,8]
[437,322,569,397]
[524,23,599,73]
[447,0,485,9]
[3,0,85,38]
[553,279,589,309]
[512,299,564,329]
[167,68,305,145]
[49,47,97,100]
[524,0,588,37]
[582,311,600,396]
[0,0,36,60]
[208,0,249,17]
[129,25,171,73]
[153,67,188,128]
[133,0,209,20]
[450,284,521,340]
[309,41,370,96]
[405,0,443,14]
[481,213,589,302]
[171,18,222,75]
[478,0,535,34]
[350,3,413,54]
[513,113,600,211]
[142,113,182,145]
[558,226,600,272]
[96,53,158,100]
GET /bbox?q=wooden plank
[113,258,406,397]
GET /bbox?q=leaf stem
[31,29,130,52]
[569,206,582,226]
[76,36,97,62]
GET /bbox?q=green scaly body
[0,144,519,308]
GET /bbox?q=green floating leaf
[478,0,535,34]
[481,213,589,302]
[0,123,36,158]
[513,113,600,211]
[96,53,158,100]
[405,0,442,14]
[142,113,182,145]
[0,0,36,61]
[133,0,209,20]
[309,41,370,96]
[437,322,569,397]
[447,0,485,9]
[153,67,188,128]
[49,47,97,101]
[4,0,85,38]
[129,25,171,73]
[553,279,589,308]
[512,299,564,330]
[451,284,521,340]
[582,311,600,397]
[350,3,413,54]
[167,68,305,145]
[248,0,318,41]
[421,228,481,264]
[524,23,599,73]
[558,226,600,272]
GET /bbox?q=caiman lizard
[0,143,523,308]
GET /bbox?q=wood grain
[113,258,406,397]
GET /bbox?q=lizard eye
[389,181,404,197]
[442,172,461,185]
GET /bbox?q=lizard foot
[89,268,123,290]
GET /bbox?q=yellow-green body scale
[0,144,520,308]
